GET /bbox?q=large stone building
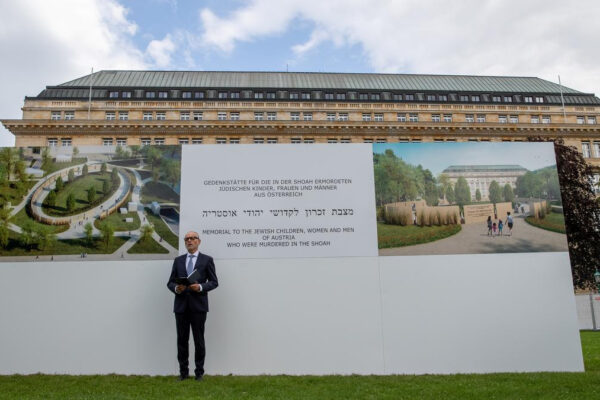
[1,70,599,186]
[442,165,528,201]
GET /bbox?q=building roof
[443,165,529,174]
[53,70,584,94]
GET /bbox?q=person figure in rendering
[506,212,514,235]
[498,219,504,236]
[167,231,219,381]
[486,216,493,236]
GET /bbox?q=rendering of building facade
[1,70,599,183]
[442,165,528,201]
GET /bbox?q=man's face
[184,231,201,253]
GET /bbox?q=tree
[165,160,181,189]
[87,186,97,204]
[0,147,18,181]
[35,226,56,251]
[55,176,64,191]
[82,164,89,176]
[140,224,154,242]
[445,184,455,204]
[503,184,515,203]
[0,207,13,248]
[101,163,107,173]
[98,221,114,250]
[72,147,80,157]
[488,180,502,204]
[102,179,109,195]
[41,147,51,170]
[19,220,36,249]
[475,189,482,201]
[68,169,75,181]
[66,193,76,212]
[111,167,119,184]
[146,147,162,172]
[152,168,160,183]
[129,145,140,158]
[454,177,471,207]
[84,222,94,246]
[46,190,57,207]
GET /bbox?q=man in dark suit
[167,231,218,381]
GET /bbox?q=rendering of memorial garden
[0,145,181,261]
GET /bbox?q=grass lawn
[137,169,153,180]
[127,236,169,254]
[525,211,566,234]
[0,233,129,256]
[12,207,69,234]
[43,172,118,216]
[378,222,461,248]
[94,211,140,232]
[42,157,87,175]
[145,208,179,249]
[0,331,598,399]
[141,181,179,204]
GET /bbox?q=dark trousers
[175,310,207,377]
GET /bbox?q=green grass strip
[377,223,461,249]
[525,212,566,234]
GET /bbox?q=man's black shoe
[178,374,189,381]
[195,374,204,381]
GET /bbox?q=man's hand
[189,283,201,292]
[175,284,186,294]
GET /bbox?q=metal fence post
[590,293,597,331]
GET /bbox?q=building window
[266,92,276,99]
[472,95,480,102]
[405,94,414,101]
[439,95,448,101]
[291,137,302,144]
[374,113,384,122]
[122,91,131,98]
[326,113,336,121]
[393,94,402,101]
[303,113,313,121]
[145,92,156,98]
[498,115,508,123]
[143,112,153,120]
[230,112,240,121]
[328,138,338,143]
[154,138,165,145]
[531,115,540,124]
[230,92,240,99]
[503,96,513,103]
[524,96,533,103]
[362,113,372,122]
[254,112,264,121]
[325,93,334,100]
[476,114,486,123]
[179,138,189,145]
[119,112,129,121]
[64,111,74,120]
[431,114,441,122]
[116,138,127,146]
[229,138,240,144]
[105,112,116,120]
[180,112,190,121]
[409,113,419,122]
[303,138,315,143]
[193,112,203,121]
[460,95,469,102]
[109,91,119,98]
[61,138,72,147]
[338,113,348,121]
[363,138,374,143]
[465,114,475,123]
[492,96,501,102]
[290,92,299,100]
[194,92,204,99]
[141,138,151,146]
[290,112,300,121]
[542,115,551,124]
[535,96,544,103]
[577,116,585,124]
[218,92,227,99]
[182,92,192,99]
[51,111,61,120]
[267,112,277,121]
[588,116,597,124]
[301,93,311,100]
[397,113,406,122]
[103,138,113,146]
[593,141,600,157]
[156,112,166,121]
[582,142,591,158]
[510,115,519,123]
[359,93,369,100]
[217,112,227,121]
[254,92,264,99]
[191,138,203,144]
[443,114,452,123]
[267,138,278,144]
[216,138,227,144]
[376,138,387,143]
[254,137,265,144]
[336,93,346,100]
[371,93,380,101]
[340,138,351,143]
[47,138,58,147]
[426,94,436,101]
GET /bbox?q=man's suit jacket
[167,252,218,313]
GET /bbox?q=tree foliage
[66,193,76,212]
[140,224,154,242]
[87,186,97,204]
[68,169,75,182]
[515,167,561,201]
[82,164,88,176]
[475,189,481,201]
[454,177,471,207]
[84,222,94,246]
[503,184,515,203]
[55,176,64,191]
[98,221,114,250]
[101,163,107,173]
[488,180,502,204]
[46,190,57,207]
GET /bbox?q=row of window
[104,90,547,104]
[581,141,600,158]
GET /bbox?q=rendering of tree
[84,222,94,246]
[82,164,88,176]
[503,184,515,203]
[445,184,455,204]
[73,147,80,157]
[55,176,64,191]
[87,186,97,204]
[66,193,76,212]
[19,220,35,249]
[102,179,109,195]
[475,189,481,201]
[129,145,140,158]
[152,168,160,183]
[101,163,107,173]
[68,169,75,181]
[454,177,471,207]
[46,190,57,207]
[0,207,12,248]
[488,180,502,204]
[146,147,162,171]
[140,224,154,242]
[0,147,18,181]
[36,226,56,251]
[98,221,114,250]
[165,160,181,189]
[111,168,118,184]
[41,147,51,169]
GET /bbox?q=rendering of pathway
[379,215,568,256]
